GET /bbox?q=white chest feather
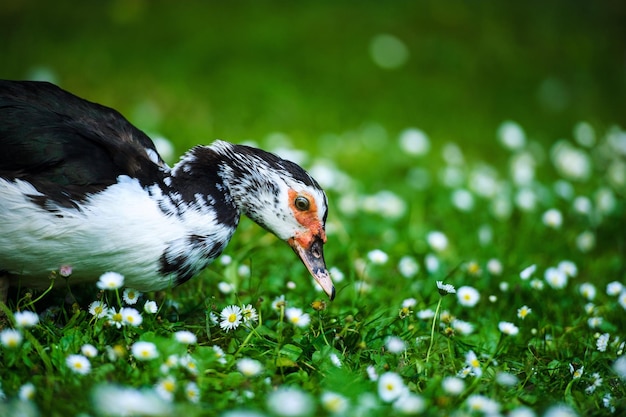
[0,177,236,291]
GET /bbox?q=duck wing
[0,80,167,206]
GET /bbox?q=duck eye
[294,195,310,211]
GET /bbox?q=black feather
[0,80,165,206]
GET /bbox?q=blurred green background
[1,0,625,165]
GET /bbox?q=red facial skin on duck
[286,189,335,300]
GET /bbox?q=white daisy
[385,336,406,354]
[66,354,91,375]
[174,330,197,345]
[241,304,259,324]
[144,300,158,314]
[457,286,480,307]
[545,267,568,289]
[441,377,465,395]
[122,288,141,305]
[424,253,440,273]
[272,295,287,310]
[266,387,313,417]
[486,259,503,275]
[329,266,345,282]
[96,271,124,290]
[285,307,311,328]
[585,372,603,394]
[498,120,526,150]
[0,328,23,348]
[465,350,482,377]
[220,305,242,332]
[579,283,596,300]
[451,188,475,212]
[466,394,501,414]
[212,345,227,365]
[18,382,35,401]
[569,363,584,379]
[597,333,610,352]
[451,319,474,335]
[88,300,109,318]
[558,260,578,277]
[427,231,448,252]
[496,372,519,387]
[155,376,177,402]
[436,281,456,295]
[606,281,624,296]
[399,127,430,156]
[416,309,435,320]
[236,358,263,377]
[393,392,426,414]
[329,353,342,368]
[107,308,124,328]
[367,249,389,265]
[219,254,232,265]
[217,281,235,294]
[520,264,536,280]
[92,384,172,416]
[612,356,626,380]
[588,317,603,328]
[179,355,198,375]
[321,391,349,414]
[14,310,39,328]
[366,365,378,381]
[184,382,200,404]
[161,354,179,373]
[499,321,519,336]
[398,256,419,278]
[576,230,596,252]
[542,208,563,229]
[402,298,417,308]
[530,279,544,290]
[131,341,159,361]
[121,308,143,327]
[378,372,406,403]
[81,344,98,358]
[517,305,532,320]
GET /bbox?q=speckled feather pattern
[0,80,329,292]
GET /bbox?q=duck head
[211,141,335,300]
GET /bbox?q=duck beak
[288,234,335,300]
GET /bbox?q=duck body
[0,80,334,299]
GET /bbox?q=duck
[0,80,335,302]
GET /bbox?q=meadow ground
[1,2,625,416]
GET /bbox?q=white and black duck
[0,80,334,301]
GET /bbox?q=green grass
[1,124,625,416]
[1,2,626,416]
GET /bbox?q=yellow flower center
[163,380,176,392]
[228,313,237,323]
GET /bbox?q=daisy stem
[277,304,285,346]
[318,313,331,346]
[24,329,53,375]
[114,288,122,308]
[21,276,56,310]
[234,309,263,357]
[425,297,443,367]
